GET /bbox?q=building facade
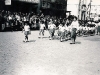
[40,0,67,17]
[0,0,67,17]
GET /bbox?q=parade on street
[0,0,100,75]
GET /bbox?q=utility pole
[89,0,92,20]
[66,0,67,11]
[78,0,81,20]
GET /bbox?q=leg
[73,35,76,43]
[39,30,41,38]
[42,30,44,36]
[25,35,28,41]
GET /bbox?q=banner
[5,0,11,5]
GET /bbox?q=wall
[67,4,78,16]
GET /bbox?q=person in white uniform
[48,22,56,40]
[70,17,79,44]
[39,21,46,38]
[59,24,66,42]
[23,22,30,42]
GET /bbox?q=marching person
[70,17,79,44]
[96,21,100,35]
[38,21,46,38]
[23,22,31,42]
[48,22,56,40]
[57,23,62,38]
[59,23,66,42]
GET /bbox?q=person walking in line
[38,21,46,38]
[48,22,56,40]
[96,21,100,35]
[70,17,79,44]
[59,23,66,42]
[23,22,30,42]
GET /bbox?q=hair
[74,16,77,20]
[40,21,44,24]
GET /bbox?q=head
[41,21,44,24]
[73,17,77,21]
[25,22,28,25]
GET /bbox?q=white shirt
[65,26,68,31]
[23,17,26,22]
[8,16,12,20]
[40,24,45,29]
[98,22,100,26]
[71,21,79,29]
[49,24,56,29]
[58,25,62,31]
[60,26,65,32]
[24,25,30,31]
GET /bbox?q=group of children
[23,16,100,44]
[23,17,79,44]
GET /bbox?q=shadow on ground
[75,41,81,44]
[29,40,36,42]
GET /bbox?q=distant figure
[38,21,46,38]
[23,22,30,42]
[70,17,79,44]
[96,21,100,35]
[48,22,56,40]
[59,23,66,42]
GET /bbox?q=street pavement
[0,30,100,75]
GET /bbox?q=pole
[66,0,67,11]
[89,0,92,20]
[78,0,81,20]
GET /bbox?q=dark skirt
[49,29,55,37]
[61,32,65,37]
[71,28,77,38]
[49,29,55,33]
[24,31,30,35]
[97,26,100,32]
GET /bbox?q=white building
[67,0,100,20]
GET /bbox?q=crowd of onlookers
[0,10,68,31]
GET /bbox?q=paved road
[0,30,100,75]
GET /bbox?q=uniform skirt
[71,28,77,38]
[49,29,55,36]
[97,26,100,32]
[40,29,44,33]
[24,31,30,35]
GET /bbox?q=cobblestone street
[0,30,100,75]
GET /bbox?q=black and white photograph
[0,0,100,75]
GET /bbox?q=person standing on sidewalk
[70,17,79,44]
[23,22,30,42]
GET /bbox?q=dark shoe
[70,42,75,44]
[23,40,27,42]
[26,41,29,42]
